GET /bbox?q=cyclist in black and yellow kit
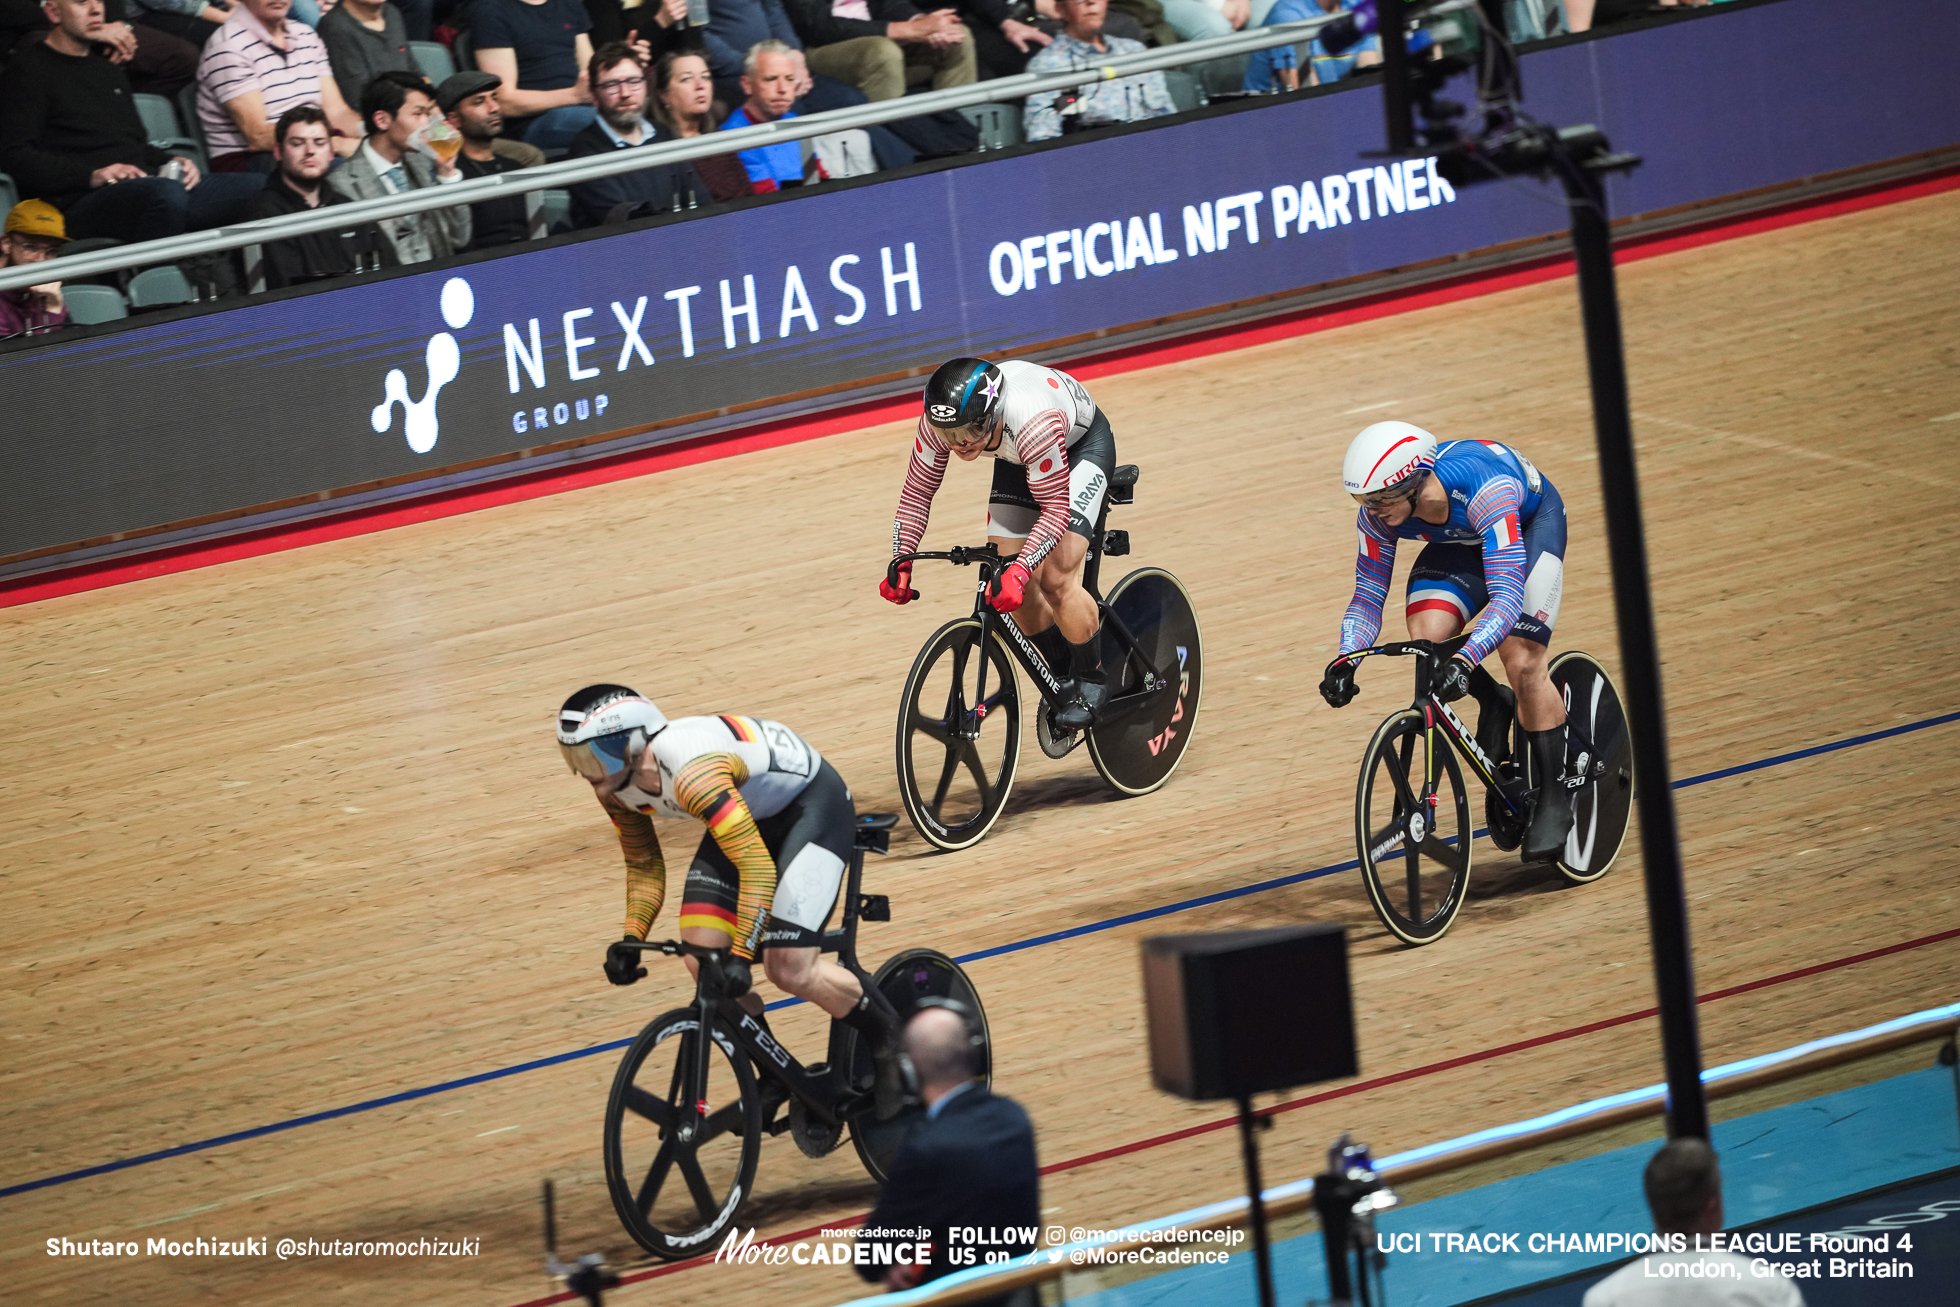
[556,683,907,1116]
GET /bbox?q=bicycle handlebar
[887,544,1004,590]
[1322,635,1472,681]
[616,938,724,960]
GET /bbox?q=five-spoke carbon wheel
[1086,567,1204,796]
[845,948,990,1184]
[897,618,1022,851]
[1547,651,1633,885]
[604,1008,761,1260]
[1356,709,1473,945]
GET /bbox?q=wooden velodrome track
[3,185,1957,1307]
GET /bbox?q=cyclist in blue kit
[1318,421,1578,862]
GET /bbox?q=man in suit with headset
[855,999,1041,1302]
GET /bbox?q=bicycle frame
[621,818,896,1134]
[890,496,1171,729]
[1330,641,1529,818]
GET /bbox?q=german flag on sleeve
[673,753,775,959]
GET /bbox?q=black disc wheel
[1086,567,1204,796]
[1355,709,1473,945]
[897,618,1022,852]
[1548,651,1633,885]
[603,1007,761,1260]
[846,949,991,1184]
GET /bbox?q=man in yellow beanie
[0,200,73,337]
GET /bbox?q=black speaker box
[1142,924,1358,1101]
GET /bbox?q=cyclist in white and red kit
[880,357,1117,732]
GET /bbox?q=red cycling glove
[879,561,917,605]
[987,561,1032,613]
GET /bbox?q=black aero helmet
[923,357,1005,434]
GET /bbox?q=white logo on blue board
[372,277,473,454]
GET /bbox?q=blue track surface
[1066,1068,1960,1307]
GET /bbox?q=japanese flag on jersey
[1489,513,1521,551]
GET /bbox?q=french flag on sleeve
[1490,514,1521,550]
[1359,530,1387,561]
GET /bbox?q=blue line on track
[5,709,1955,1202]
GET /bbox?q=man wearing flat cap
[438,70,547,251]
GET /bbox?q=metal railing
[0,15,1349,296]
[839,1003,1960,1307]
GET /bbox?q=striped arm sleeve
[1462,477,1528,664]
[892,417,951,557]
[1012,411,1073,570]
[671,753,773,960]
[1340,510,1397,654]
[602,801,667,939]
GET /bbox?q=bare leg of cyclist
[1031,535,1105,730]
[762,946,862,1018]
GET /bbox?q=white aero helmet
[1343,421,1438,499]
[557,684,668,788]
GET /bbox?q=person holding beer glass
[326,69,472,264]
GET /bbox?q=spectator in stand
[563,42,704,226]
[781,0,974,104]
[945,0,1049,78]
[0,199,71,338]
[470,0,612,151]
[243,103,395,285]
[1023,0,1170,142]
[1241,0,1316,91]
[719,39,810,192]
[1582,1137,1803,1307]
[197,0,364,171]
[0,0,265,241]
[316,0,416,104]
[325,68,470,260]
[853,1002,1040,1296]
[647,49,749,203]
[123,0,226,47]
[437,70,547,250]
[1,0,200,97]
[582,0,684,53]
[1158,0,1242,41]
[1303,0,1375,84]
[702,0,799,106]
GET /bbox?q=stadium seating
[410,40,457,84]
[0,173,17,215]
[1162,68,1204,113]
[959,103,1025,151]
[126,266,199,309]
[62,284,130,323]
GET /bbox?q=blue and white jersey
[1340,441,1551,664]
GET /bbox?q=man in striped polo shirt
[195,0,362,171]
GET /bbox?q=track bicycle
[887,464,1204,852]
[602,813,990,1259]
[1322,639,1633,945]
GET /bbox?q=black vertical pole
[1555,156,1709,1141]
[1378,0,1412,153]
[1236,1094,1277,1307]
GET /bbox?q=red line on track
[503,925,1960,1304]
[9,171,1957,612]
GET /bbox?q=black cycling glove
[1319,663,1358,708]
[1433,657,1473,703]
[603,937,647,986]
